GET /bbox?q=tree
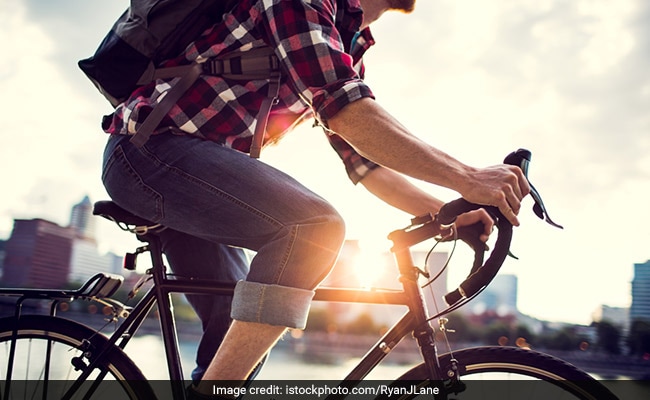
[344,312,380,335]
[483,322,512,345]
[542,329,577,351]
[444,312,482,343]
[595,321,621,355]
[627,319,650,356]
[536,326,588,351]
[305,308,337,332]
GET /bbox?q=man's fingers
[503,205,520,226]
[509,165,531,202]
[496,193,520,226]
[503,165,529,225]
[480,214,494,242]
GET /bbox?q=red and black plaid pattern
[103,0,379,183]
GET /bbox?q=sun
[352,238,392,288]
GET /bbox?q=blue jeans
[101,133,346,376]
[155,228,250,382]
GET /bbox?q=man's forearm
[327,97,530,226]
[359,166,444,216]
[327,98,477,196]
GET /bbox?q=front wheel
[394,346,618,400]
[0,315,155,399]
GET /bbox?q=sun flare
[353,239,391,288]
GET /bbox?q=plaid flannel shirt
[103,0,379,183]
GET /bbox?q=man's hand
[328,99,531,226]
[458,164,530,226]
[455,208,494,243]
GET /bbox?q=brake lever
[504,149,563,229]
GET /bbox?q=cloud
[376,0,649,199]
[21,0,127,87]
[340,0,650,323]
[0,1,119,235]
[1,0,647,324]
[479,1,650,172]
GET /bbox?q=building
[315,240,449,328]
[70,195,96,242]
[2,219,74,288]
[630,260,650,322]
[471,274,518,316]
[1,196,124,288]
[453,273,519,318]
[69,240,123,284]
[68,195,122,283]
[592,305,630,329]
[0,240,6,280]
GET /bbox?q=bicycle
[0,149,619,400]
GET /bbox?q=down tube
[342,311,417,381]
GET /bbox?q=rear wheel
[0,315,155,399]
[394,346,618,400]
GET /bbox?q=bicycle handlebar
[439,149,532,306]
[388,149,560,309]
[438,201,511,305]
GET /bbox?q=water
[4,333,647,398]
[124,335,649,399]
[124,335,414,380]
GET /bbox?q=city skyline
[0,195,123,288]
[1,195,647,329]
[1,1,648,325]
[631,260,650,322]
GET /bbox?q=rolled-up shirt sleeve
[314,80,374,123]
[327,133,380,184]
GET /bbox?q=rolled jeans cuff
[231,281,315,329]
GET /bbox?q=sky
[0,0,648,325]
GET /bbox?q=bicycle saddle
[93,200,155,227]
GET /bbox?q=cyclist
[99,0,529,395]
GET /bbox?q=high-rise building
[69,195,96,242]
[467,274,518,316]
[68,196,123,283]
[630,260,650,322]
[68,240,123,284]
[2,219,74,288]
[592,305,630,329]
[2,196,124,288]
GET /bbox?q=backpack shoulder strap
[129,62,204,148]
[129,47,281,158]
[249,71,281,158]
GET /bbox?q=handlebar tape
[438,199,513,305]
[440,149,529,306]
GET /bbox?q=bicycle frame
[48,219,448,400]
[2,150,604,400]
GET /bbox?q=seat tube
[147,235,186,397]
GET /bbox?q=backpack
[79,0,280,157]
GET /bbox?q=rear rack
[0,273,129,319]
[0,273,123,301]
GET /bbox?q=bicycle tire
[0,315,156,400]
[393,346,618,400]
